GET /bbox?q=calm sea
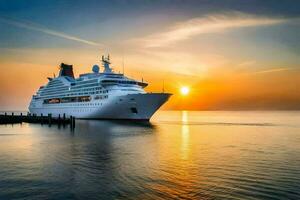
[0,111,299,200]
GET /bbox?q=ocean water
[0,111,299,200]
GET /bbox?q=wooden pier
[0,112,75,129]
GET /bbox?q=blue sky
[1,0,300,48]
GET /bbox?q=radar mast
[102,54,113,73]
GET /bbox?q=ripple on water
[0,111,300,199]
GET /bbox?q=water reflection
[181,111,190,160]
[0,111,300,199]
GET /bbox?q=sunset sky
[0,0,300,110]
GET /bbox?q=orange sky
[0,47,299,111]
[0,8,300,110]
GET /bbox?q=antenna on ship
[162,80,165,93]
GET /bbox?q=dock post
[12,112,14,116]
[72,116,75,129]
[70,116,73,130]
[63,113,66,126]
[58,114,61,127]
[70,116,72,129]
[20,113,22,116]
[41,113,43,124]
[48,114,52,125]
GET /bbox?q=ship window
[43,96,91,104]
[130,107,138,114]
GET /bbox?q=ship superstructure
[29,55,171,120]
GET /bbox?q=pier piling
[0,112,74,127]
[48,114,52,125]
[69,116,76,130]
[72,117,75,129]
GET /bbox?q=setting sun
[180,86,190,96]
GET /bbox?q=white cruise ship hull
[29,93,171,121]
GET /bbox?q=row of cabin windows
[94,95,108,100]
[71,83,99,89]
[76,79,98,83]
[45,102,105,107]
[46,82,64,86]
[41,92,103,99]
[101,80,137,84]
[43,84,68,89]
[43,86,106,93]
[42,90,107,96]
[43,95,108,104]
[41,87,69,93]
[42,84,104,95]
[44,103,102,109]
[44,85,65,90]
[61,90,107,96]
[41,86,104,94]
[41,89,108,97]
[44,96,91,104]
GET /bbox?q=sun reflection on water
[181,111,190,160]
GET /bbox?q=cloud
[0,16,104,47]
[139,12,288,48]
[238,60,257,67]
[250,67,295,75]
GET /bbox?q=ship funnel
[59,63,74,78]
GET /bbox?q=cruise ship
[29,55,171,120]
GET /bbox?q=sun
[180,86,190,96]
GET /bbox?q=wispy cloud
[238,60,257,67]
[0,17,103,47]
[139,12,288,48]
[250,67,295,75]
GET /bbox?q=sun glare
[180,86,190,96]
